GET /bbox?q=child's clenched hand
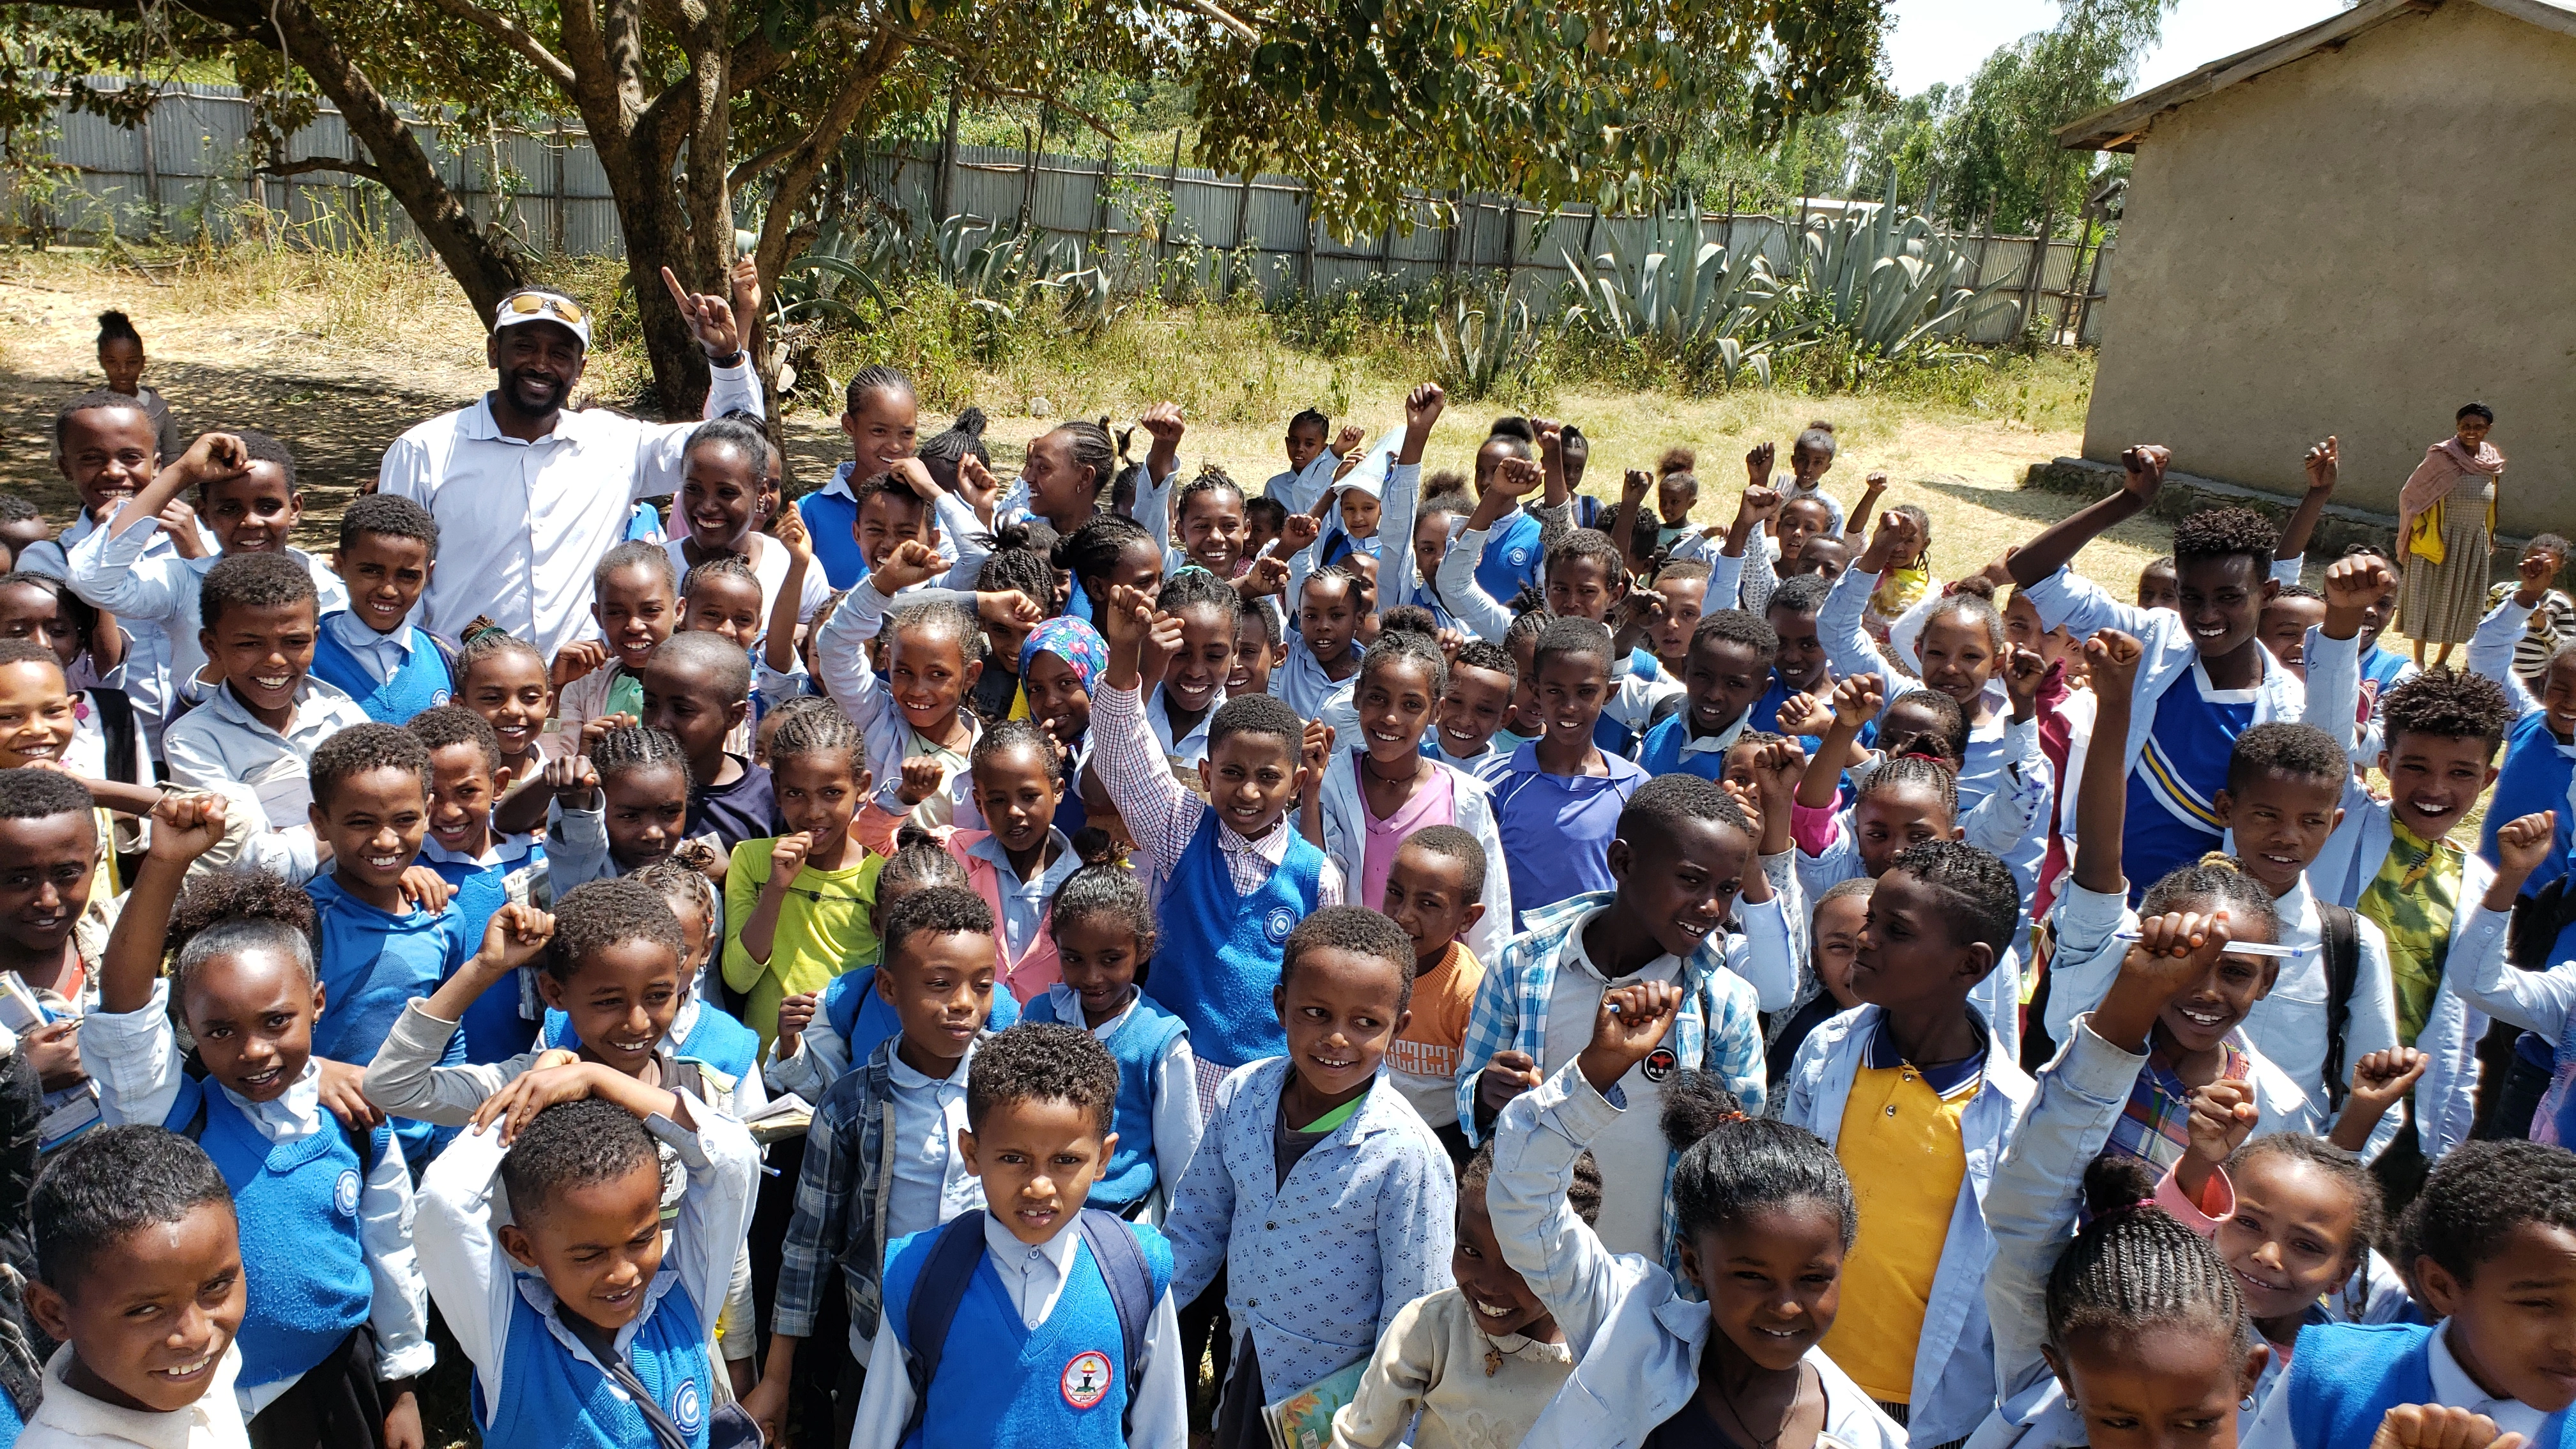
[1577,982,1682,1095]
[2371,1404,2527,1449]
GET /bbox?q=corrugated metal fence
[14,78,2112,344]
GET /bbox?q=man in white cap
[375,266,760,662]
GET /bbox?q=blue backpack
[900,1208,1154,1442]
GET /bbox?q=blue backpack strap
[1076,1208,1154,1432]
[899,1213,991,1445]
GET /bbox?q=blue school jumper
[310,615,456,724]
[2284,1322,2576,1449]
[1147,809,1326,1071]
[479,1273,715,1449]
[796,484,869,591]
[1591,650,1665,756]
[2480,710,2575,896]
[2124,664,2258,903]
[309,873,472,1166]
[541,1001,761,1085]
[1473,510,1545,607]
[425,836,548,1063]
[165,1077,383,1390]
[1632,713,1728,780]
[822,967,1022,1072]
[1023,989,1188,1213]
[880,1220,1174,1449]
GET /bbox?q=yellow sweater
[721,839,885,1054]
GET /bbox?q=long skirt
[2398,475,2495,646]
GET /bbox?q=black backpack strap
[1075,1208,1155,1434]
[899,1213,992,1445]
[2317,903,2360,1113]
[88,689,136,786]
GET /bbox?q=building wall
[2082,1,2576,536]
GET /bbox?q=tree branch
[258,155,385,181]
[726,138,799,193]
[887,28,1119,141]
[414,0,578,87]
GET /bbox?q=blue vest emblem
[1264,906,1298,944]
[333,1169,361,1217]
[1060,1351,1113,1410]
[671,1377,703,1434]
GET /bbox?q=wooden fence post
[931,87,961,224]
[2075,229,2111,344]
[1160,129,1183,263]
[1298,184,1315,296]
[1091,134,1115,254]
[2015,199,2055,344]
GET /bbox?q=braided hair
[2141,855,2283,944]
[589,724,696,793]
[1660,1073,1855,1249]
[2047,1156,2251,1362]
[766,700,864,771]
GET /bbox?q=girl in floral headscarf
[1015,615,1106,836]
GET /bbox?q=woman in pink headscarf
[2396,401,2505,666]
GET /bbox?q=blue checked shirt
[1452,891,1774,1268]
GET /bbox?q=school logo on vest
[1641,1046,1677,1084]
[1061,1351,1113,1410]
[1506,546,1531,566]
[671,1377,703,1434]
[431,688,452,707]
[1264,906,1298,944]
[334,1169,362,1217]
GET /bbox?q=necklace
[1360,751,1419,785]
[1713,1361,1808,1449]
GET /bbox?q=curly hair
[501,1098,661,1223]
[1885,839,2020,956]
[1206,691,1303,755]
[198,551,318,631]
[1399,822,1487,900]
[2227,722,2350,796]
[309,722,429,812]
[543,877,685,985]
[34,1126,233,1291]
[1691,609,1780,667]
[1543,528,1625,585]
[1618,772,1751,851]
[1451,639,1516,686]
[167,866,318,975]
[975,544,1054,614]
[2171,505,2280,572]
[885,596,990,666]
[406,704,503,777]
[882,882,997,962]
[2380,665,2514,754]
[337,493,439,556]
[0,766,90,821]
[1531,616,1614,676]
[1280,906,1416,1014]
[968,1022,1121,1133]
[2232,1133,2384,1273]
[2404,1138,2576,1287]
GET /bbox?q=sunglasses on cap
[500,292,585,325]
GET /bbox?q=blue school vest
[797,487,870,592]
[1631,714,1728,780]
[1022,990,1187,1211]
[309,875,472,1167]
[2124,669,2257,903]
[880,1220,1174,1449]
[166,1078,381,1389]
[1591,651,1663,756]
[310,617,454,724]
[541,1001,761,1086]
[2285,1322,2576,1449]
[822,967,1022,1073]
[428,842,547,1064]
[1474,510,1545,606]
[2481,711,2575,896]
[1147,808,1324,1071]
[479,1275,714,1449]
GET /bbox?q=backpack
[898,1208,1155,1443]
[2317,903,2361,1113]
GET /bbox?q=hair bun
[2079,1154,2162,1222]
[953,405,988,438]
[1659,446,1696,477]
[1658,1070,1749,1153]
[1807,420,1836,434]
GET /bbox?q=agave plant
[1560,203,1795,386]
[1432,282,1542,402]
[1793,172,2005,371]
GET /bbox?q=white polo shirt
[375,364,762,660]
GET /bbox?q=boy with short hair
[1632,610,1777,780]
[1487,618,1651,928]
[63,431,349,733]
[20,1124,252,1449]
[1262,408,1338,515]
[756,885,1004,1445]
[2258,583,2328,684]
[1780,838,2031,1444]
[2304,555,2515,1164]
[1457,774,1786,1259]
[1756,572,1853,756]
[1380,825,1490,1147]
[2487,532,2572,695]
[406,706,550,1063]
[1425,640,1516,780]
[415,1082,757,1449]
[847,1022,1187,1449]
[641,630,779,852]
[1092,583,1339,1094]
[163,553,372,874]
[313,494,454,723]
[2005,447,2336,900]
[1165,907,1454,1449]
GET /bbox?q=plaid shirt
[1452,891,1772,1267]
[2103,1038,2251,1175]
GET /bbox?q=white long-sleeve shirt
[79,982,433,1416]
[809,578,986,825]
[845,1211,1188,1449]
[61,523,349,719]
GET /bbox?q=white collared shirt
[321,608,420,686]
[1146,683,1223,774]
[17,1342,250,1449]
[376,367,762,660]
[61,526,348,721]
[160,676,372,815]
[843,1211,1189,1449]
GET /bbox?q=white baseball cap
[491,289,593,348]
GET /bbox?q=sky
[1882,0,2347,100]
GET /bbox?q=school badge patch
[671,1377,704,1434]
[1061,1350,1113,1409]
[1641,1046,1677,1083]
[1264,905,1299,944]
[334,1169,362,1217]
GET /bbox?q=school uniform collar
[1255,1057,1422,1149]
[819,459,861,502]
[1147,682,1225,758]
[1213,811,1302,869]
[417,829,539,871]
[2429,1322,2550,1441]
[964,828,1081,894]
[515,1263,686,1363]
[204,671,360,739]
[213,1056,326,1138]
[325,606,417,656]
[889,1039,975,1092]
[981,1206,1084,1271]
[1673,712,1747,757]
[31,1342,237,1449]
[1044,983,1137,1036]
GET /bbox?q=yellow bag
[2408,500,2446,566]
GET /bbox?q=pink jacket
[944,828,1063,1004]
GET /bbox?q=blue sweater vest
[310,617,454,724]
[309,876,471,1169]
[169,1079,379,1389]
[823,967,1020,1070]
[1147,808,1324,1072]
[1022,990,1187,1211]
[2481,710,2573,896]
[542,1000,761,1085]
[1632,714,1729,781]
[796,488,870,592]
[881,1220,1173,1449]
[481,1276,714,1449]
[2285,1322,2576,1449]
[429,842,546,1064]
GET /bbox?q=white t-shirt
[1539,931,1687,1259]
[665,533,833,635]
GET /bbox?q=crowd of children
[0,291,2567,1449]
